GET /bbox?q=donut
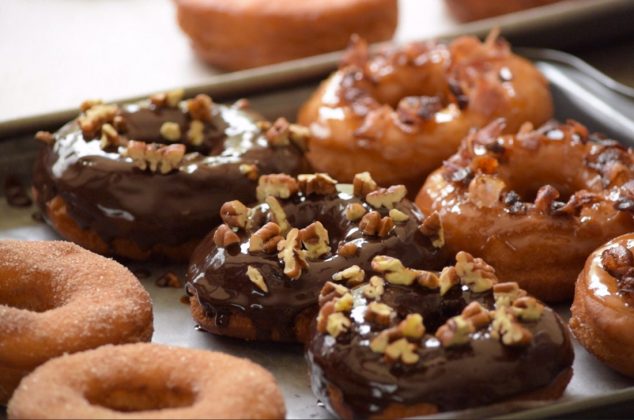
[32,90,310,261]
[415,119,634,302]
[445,0,563,22]
[174,0,398,70]
[297,31,553,190]
[307,252,574,418]
[186,172,449,342]
[570,233,634,377]
[7,343,285,419]
[0,240,153,404]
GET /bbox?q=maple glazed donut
[297,31,553,189]
[307,252,574,418]
[7,343,286,419]
[186,172,449,342]
[416,119,634,302]
[570,233,634,377]
[174,0,398,70]
[0,240,153,404]
[32,90,309,261]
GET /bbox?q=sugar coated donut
[174,0,398,70]
[7,343,285,419]
[307,252,574,418]
[0,240,153,404]
[297,31,553,189]
[187,172,449,342]
[570,233,634,377]
[33,91,309,261]
[416,119,634,302]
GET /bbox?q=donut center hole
[85,383,195,412]
[0,281,60,312]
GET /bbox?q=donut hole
[0,272,62,312]
[85,383,195,412]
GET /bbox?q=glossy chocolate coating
[307,282,574,417]
[187,190,448,341]
[32,102,309,252]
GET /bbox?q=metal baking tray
[1,48,634,419]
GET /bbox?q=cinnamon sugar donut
[7,343,285,419]
[32,91,309,261]
[416,119,634,302]
[174,0,398,70]
[0,240,153,404]
[570,233,634,377]
[297,31,553,189]
[187,172,448,342]
[307,252,573,418]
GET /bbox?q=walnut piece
[337,241,359,257]
[256,174,299,202]
[461,301,492,329]
[353,172,378,197]
[468,174,506,208]
[160,122,181,142]
[363,276,385,299]
[345,203,367,221]
[435,315,475,347]
[493,282,527,307]
[438,266,459,296]
[491,309,533,346]
[384,338,420,364]
[319,281,350,306]
[365,302,395,327]
[455,251,497,293]
[334,293,354,312]
[418,212,444,248]
[359,211,394,237]
[332,265,365,286]
[265,196,290,234]
[371,255,420,286]
[511,296,544,321]
[300,221,330,259]
[417,271,440,289]
[220,200,249,229]
[298,173,337,196]
[78,103,119,139]
[213,224,241,248]
[246,266,268,293]
[366,185,407,209]
[326,312,351,338]
[249,222,283,253]
[277,228,308,280]
[398,313,425,339]
[187,94,213,122]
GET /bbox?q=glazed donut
[297,31,553,189]
[570,233,634,377]
[174,0,398,70]
[445,0,563,22]
[33,91,309,261]
[7,343,285,419]
[0,240,153,404]
[416,119,634,302]
[187,172,448,342]
[307,252,574,418]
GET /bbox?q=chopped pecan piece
[265,196,290,234]
[493,282,527,307]
[417,271,440,289]
[455,251,497,293]
[366,185,407,209]
[334,293,354,312]
[316,301,335,333]
[99,123,120,149]
[239,163,259,181]
[246,266,268,293]
[534,185,560,214]
[384,338,420,364]
[337,241,359,257]
[491,309,533,346]
[160,122,181,142]
[319,281,350,306]
[461,301,492,329]
[187,120,205,146]
[601,245,634,278]
[213,224,240,248]
[371,255,420,286]
[352,172,378,197]
[265,117,292,147]
[124,141,185,173]
[436,315,474,347]
[363,276,385,299]
[187,94,213,122]
[277,228,308,280]
[389,208,409,223]
[256,174,299,202]
[398,313,425,339]
[365,302,395,327]
[150,89,184,108]
[300,221,330,259]
[359,211,393,237]
[468,174,506,208]
[345,203,367,221]
[220,200,249,229]
[158,144,186,174]
[418,212,444,248]
[298,173,337,196]
[78,103,119,139]
[326,312,351,338]
[249,222,282,253]
[511,296,544,321]
[439,266,459,296]
[332,265,365,286]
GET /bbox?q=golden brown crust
[174,0,398,70]
[445,0,563,22]
[7,343,286,419]
[0,240,153,404]
[45,195,196,262]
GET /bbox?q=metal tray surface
[1,50,634,419]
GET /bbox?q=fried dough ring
[298,31,553,189]
[7,343,285,419]
[0,240,153,404]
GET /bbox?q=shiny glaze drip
[307,282,573,416]
[187,191,448,341]
[587,238,634,307]
[32,103,309,250]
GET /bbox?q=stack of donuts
[3,30,634,419]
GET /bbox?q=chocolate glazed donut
[186,172,449,342]
[32,91,310,261]
[307,253,574,419]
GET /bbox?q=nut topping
[493,282,527,307]
[249,222,283,253]
[78,103,119,139]
[353,172,378,197]
[256,174,299,202]
[326,312,351,338]
[238,163,259,181]
[418,212,444,248]
[337,241,359,257]
[220,200,249,229]
[511,296,544,321]
[246,266,268,293]
[265,196,290,234]
[124,141,185,173]
[398,313,425,339]
[213,224,240,248]
[80,99,103,112]
[601,245,634,278]
[345,203,367,221]
[265,117,292,147]
[298,173,337,196]
[468,174,506,208]
[300,221,330,259]
[384,338,420,364]
[332,265,365,286]
[277,228,308,280]
[160,122,182,142]
[417,271,440,289]
[99,123,121,149]
[460,301,492,329]
[150,88,184,108]
[186,94,213,122]
[334,293,354,312]
[359,211,393,237]
[371,255,420,286]
[316,301,335,333]
[492,309,533,346]
[366,185,407,209]
[435,315,475,347]
[362,276,385,299]
[365,302,395,327]
[187,120,205,146]
[439,266,459,296]
[389,208,409,223]
[455,251,497,293]
[534,185,560,213]
[319,281,350,306]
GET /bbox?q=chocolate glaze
[187,190,449,341]
[32,101,309,253]
[307,281,574,417]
